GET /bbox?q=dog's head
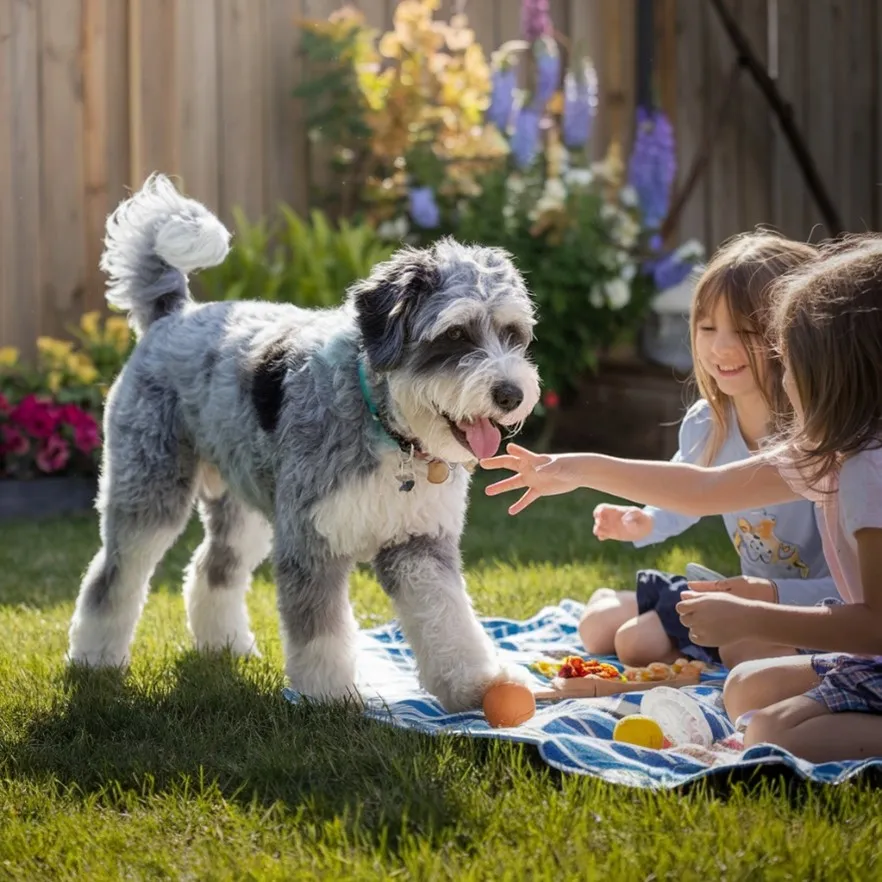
[349,238,541,463]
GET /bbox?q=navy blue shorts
[634,569,721,665]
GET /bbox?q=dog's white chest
[310,456,469,561]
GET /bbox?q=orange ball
[482,681,536,728]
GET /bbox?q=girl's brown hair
[690,230,817,465]
[772,233,882,489]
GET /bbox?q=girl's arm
[482,445,800,517]
[679,529,882,654]
[735,529,882,653]
[632,401,710,546]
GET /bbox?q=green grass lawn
[1,475,880,880]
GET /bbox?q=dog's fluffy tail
[100,173,231,336]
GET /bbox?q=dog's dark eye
[446,327,464,342]
[502,324,528,347]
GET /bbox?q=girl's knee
[579,592,634,655]
[743,697,828,748]
[614,615,674,667]
[743,705,785,747]
[722,659,769,721]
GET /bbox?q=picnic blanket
[283,600,882,788]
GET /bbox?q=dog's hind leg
[183,494,273,657]
[272,522,359,702]
[68,454,197,668]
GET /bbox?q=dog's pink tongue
[457,417,501,459]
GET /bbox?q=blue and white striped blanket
[284,600,882,788]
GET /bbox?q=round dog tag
[426,459,450,484]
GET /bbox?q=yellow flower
[104,316,132,354]
[37,337,74,369]
[0,346,19,368]
[47,370,63,394]
[67,352,99,385]
[79,310,102,341]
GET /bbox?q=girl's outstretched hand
[592,503,654,542]
[480,444,575,515]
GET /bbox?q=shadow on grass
[0,651,536,852]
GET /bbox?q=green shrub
[197,206,396,308]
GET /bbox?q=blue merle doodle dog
[68,174,541,710]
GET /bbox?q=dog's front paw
[429,662,533,713]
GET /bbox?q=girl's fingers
[685,580,725,593]
[485,475,526,496]
[505,443,537,459]
[480,454,519,471]
[509,488,540,515]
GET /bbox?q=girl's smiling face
[694,298,765,399]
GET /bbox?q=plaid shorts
[806,654,882,714]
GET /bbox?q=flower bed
[296,0,704,445]
[0,312,132,516]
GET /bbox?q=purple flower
[627,106,677,229]
[531,38,560,111]
[409,186,440,229]
[521,0,552,42]
[487,65,518,130]
[562,60,598,149]
[645,250,694,291]
[510,107,542,170]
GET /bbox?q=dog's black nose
[492,382,524,413]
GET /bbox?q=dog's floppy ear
[351,247,440,371]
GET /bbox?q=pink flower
[543,389,560,409]
[35,434,70,474]
[0,393,10,416]
[74,421,101,454]
[1,424,30,456]
[57,403,101,453]
[10,394,61,439]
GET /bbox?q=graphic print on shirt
[733,514,810,578]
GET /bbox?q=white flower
[528,177,567,221]
[377,216,409,241]
[616,214,640,249]
[600,203,618,223]
[619,184,639,208]
[620,261,637,283]
[605,278,631,310]
[506,174,527,196]
[590,288,605,309]
[544,177,567,203]
[564,167,594,189]
[673,238,706,262]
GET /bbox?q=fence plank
[177,0,221,213]
[129,0,177,186]
[771,0,808,240]
[2,0,42,357]
[672,0,707,246]
[841,0,874,232]
[82,0,113,316]
[737,0,772,235]
[218,0,267,223]
[40,0,87,336]
[264,0,306,216]
[463,0,495,53]
[805,0,835,239]
[706,0,741,250]
[0,0,14,347]
[105,0,131,207]
[877,0,882,230]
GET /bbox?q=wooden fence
[1,0,881,355]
